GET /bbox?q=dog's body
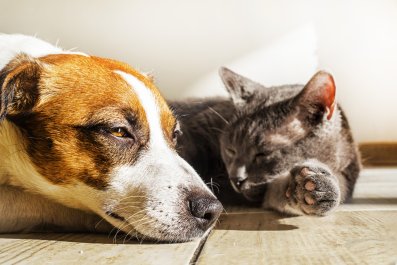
[0,34,222,242]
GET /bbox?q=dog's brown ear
[0,53,42,120]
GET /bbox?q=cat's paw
[285,163,340,216]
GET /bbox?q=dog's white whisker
[123,219,156,244]
[112,208,148,235]
[113,205,141,212]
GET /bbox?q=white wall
[1,0,396,143]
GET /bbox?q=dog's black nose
[188,196,223,230]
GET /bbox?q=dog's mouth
[103,209,196,242]
[105,211,126,222]
[102,199,220,242]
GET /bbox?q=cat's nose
[230,174,248,192]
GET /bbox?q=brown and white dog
[0,34,222,242]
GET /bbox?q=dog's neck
[0,35,59,185]
[0,120,91,210]
[0,120,27,185]
[0,121,51,192]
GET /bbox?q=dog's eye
[172,129,182,141]
[109,127,130,138]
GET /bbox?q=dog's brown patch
[4,53,176,189]
[90,56,176,145]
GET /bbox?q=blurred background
[1,0,396,143]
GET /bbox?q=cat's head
[218,67,336,202]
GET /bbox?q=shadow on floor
[349,198,397,204]
[215,211,298,231]
[0,233,167,244]
[0,212,298,243]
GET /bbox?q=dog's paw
[285,163,340,216]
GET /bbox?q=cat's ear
[0,53,42,121]
[219,67,263,106]
[296,71,336,121]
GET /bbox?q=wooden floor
[0,168,396,265]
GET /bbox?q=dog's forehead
[38,54,175,137]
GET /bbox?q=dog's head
[0,53,222,241]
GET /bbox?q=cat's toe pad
[287,164,341,216]
[304,179,316,191]
[304,193,315,205]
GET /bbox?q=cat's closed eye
[225,147,236,157]
[254,152,270,163]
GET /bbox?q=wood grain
[0,234,202,265]
[360,142,397,166]
[197,168,397,265]
[0,168,396,264]
[197,211,397,265]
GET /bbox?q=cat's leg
[263,159,341,216]
[0,185,113,233]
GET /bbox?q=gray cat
[171,68,361,216]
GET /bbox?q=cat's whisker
[208,107,229,125]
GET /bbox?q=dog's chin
[134,219,215,243]
[130,221,208,243]
[101,211,207,242]
[136,228,206,243]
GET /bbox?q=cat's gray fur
[171,68,361,216]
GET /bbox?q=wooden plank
[0,168,395,264]
[338,168,397,211]
[196,210,397,265]
[359,142,397,166]
[0,234,203,265]
[197,168,397,264]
